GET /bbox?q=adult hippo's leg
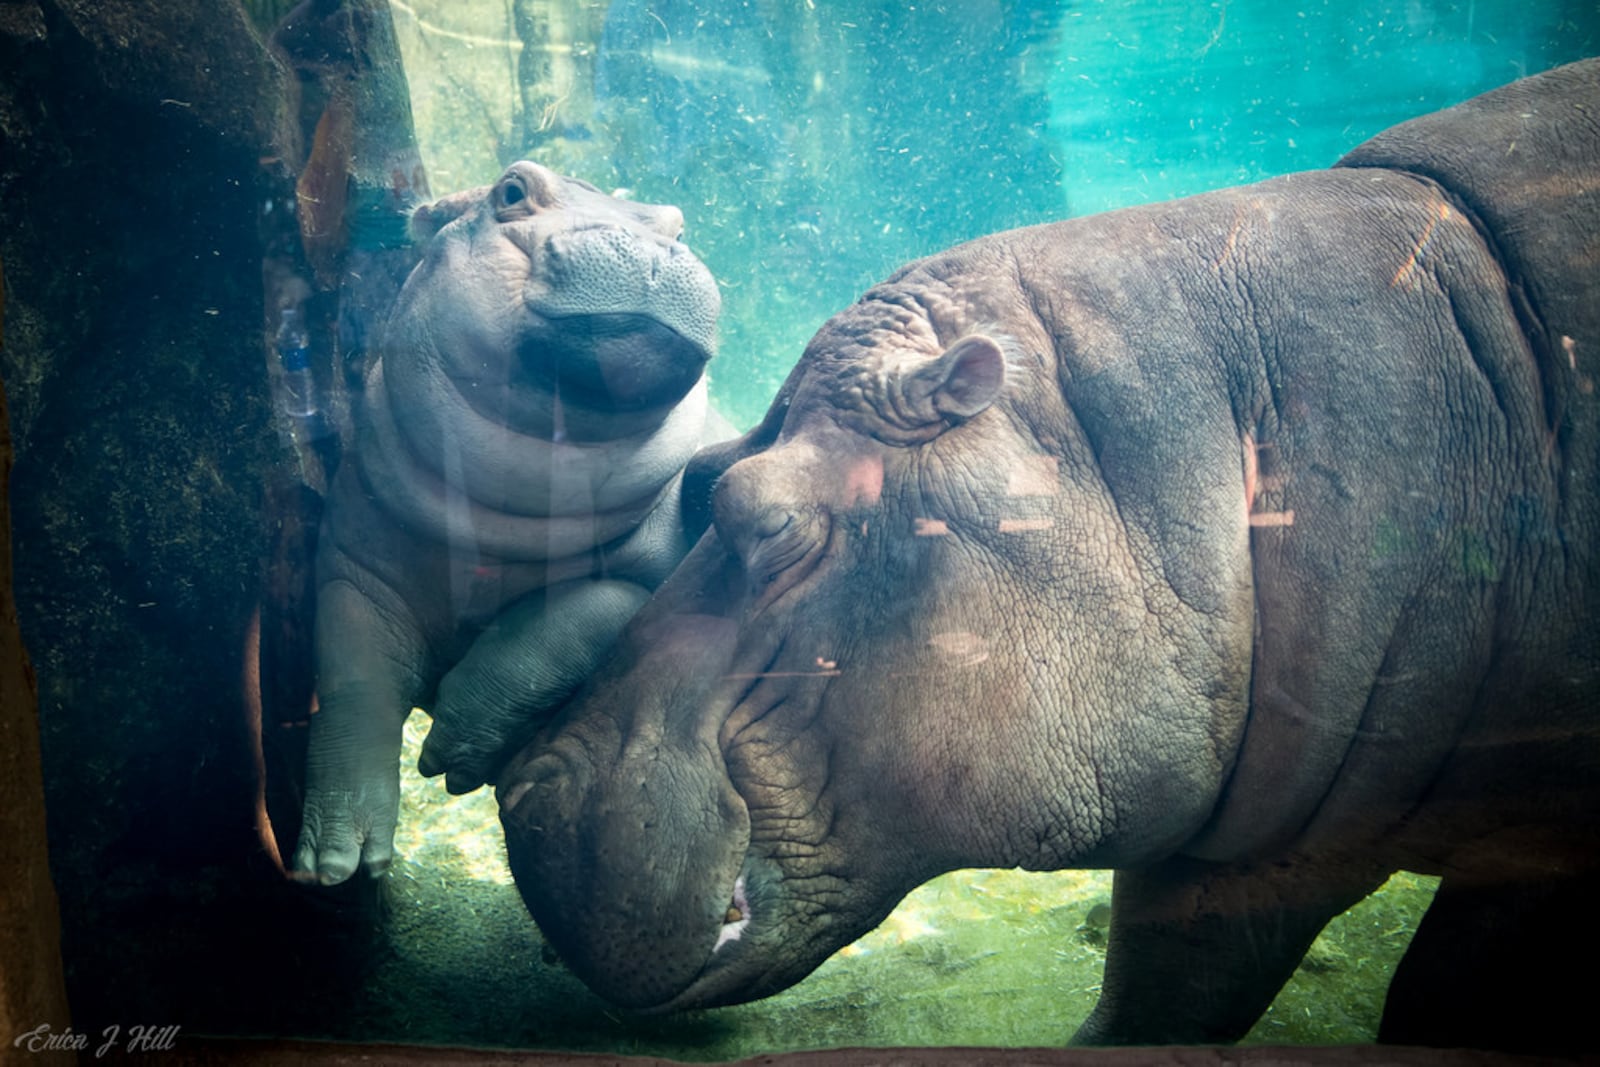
[294,578,430,884]
[1380,870,1600,1052]
[1074,856,1389,1045]
[418,577,652,795]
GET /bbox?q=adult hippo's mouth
[492,591,752,1011]
[493,563,888,1013]
[497,730,854,1014]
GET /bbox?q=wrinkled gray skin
[293,161,722,885]
[498,62,1600,1052]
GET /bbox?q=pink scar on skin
[1005,454,1059,496]
[999,517,1054,533]
[928,630,990,666]
[1243,432,1295,527]
[1391,199,1453,289]
[842,455,884,507]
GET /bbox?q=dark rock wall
[0,0,315,1033]
[0,260,73,1059]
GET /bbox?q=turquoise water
[397,0,1598,429]
[9,3,1593,1058]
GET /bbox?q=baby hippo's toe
[292,783,398,885]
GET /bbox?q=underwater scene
[0,0,1597,1061]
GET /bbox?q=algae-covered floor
[375,711,1438,1057]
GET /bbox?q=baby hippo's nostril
[652,204,685,241]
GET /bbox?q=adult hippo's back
[496,61,1600,1053]
[293,163,722,885]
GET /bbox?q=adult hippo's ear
[907,333,1008,422]
[407,185,488,244]
[681,360,810,541]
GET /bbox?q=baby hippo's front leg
[418,578,652,794]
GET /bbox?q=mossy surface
[360,713,1439,1057]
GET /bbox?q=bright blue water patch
[568,1,1596,426]
[1046,0,1593,215]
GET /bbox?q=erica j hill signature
[13,1023,180,1057]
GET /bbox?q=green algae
[373,711,1438,1056]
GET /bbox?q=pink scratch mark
[1213,211,1246,272]
[723,655,838,681]
[999,517,1054,533]
[929,630,990,666]
[1005,455,1059,496]
[724,669,843,680]
[914,517,949,536]
[1243,432,1260,515]
[1243,433,1294,527]
[842,455,884,507]
[1391,200,1453,288]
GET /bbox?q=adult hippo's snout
[497,598,758,1011]
[497,436,946,1011]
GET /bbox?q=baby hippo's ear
[408,185,487,243]
[909,334,1007,421]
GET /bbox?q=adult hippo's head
[390,161,720,440]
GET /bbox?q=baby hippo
[293,162,722,885]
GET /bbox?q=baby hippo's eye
[494,164,553,220]
[495,174,535,219]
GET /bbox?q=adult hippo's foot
[418,578,651,794]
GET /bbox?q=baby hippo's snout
[527,221,720,414]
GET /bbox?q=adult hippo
[492,61,1600,1052]
[292,162,722,885]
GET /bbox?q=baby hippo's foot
[292,768,400,885]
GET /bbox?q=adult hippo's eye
[713,454,828,608]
